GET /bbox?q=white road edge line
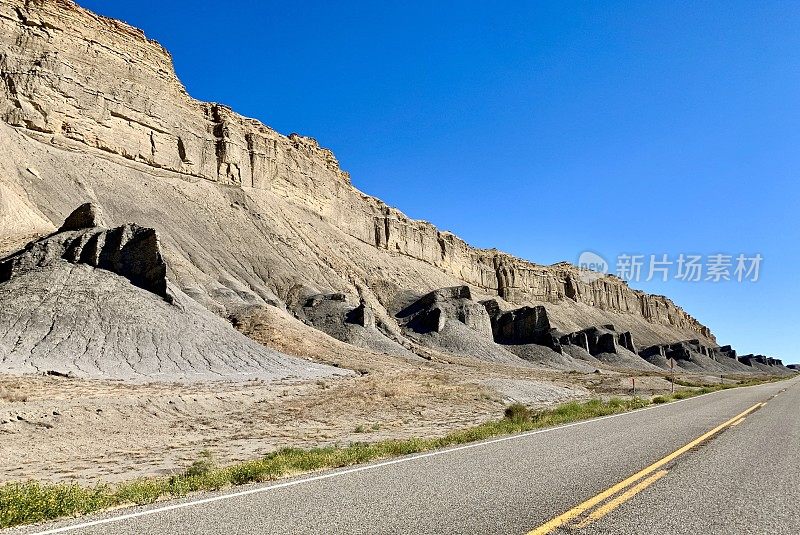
[25,379,792,535]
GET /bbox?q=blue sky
[79,0,799,364]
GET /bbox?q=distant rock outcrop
[399,286,493,338]
[636,340,792,374]
[298,292,411,356]
[346,301,376,329]
[740,354,781,367]
[483,302,551,343]
[58,202,108,232]
[392,287,527,365]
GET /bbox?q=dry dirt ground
[0,369,572,484]
[0,306,724,485]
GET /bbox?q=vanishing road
[15,377,800,535]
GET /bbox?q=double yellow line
[527,402,765,534]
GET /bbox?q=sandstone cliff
[0,0,715,349]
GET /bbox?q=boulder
[488,305,550,343]
[482,303,562,353]
[596,332,618,354]
[57,202,108,232]
[665,343,692,361]
[561,331,590,354]
[415,286,472,308]
[639,344,666,358]
[418,306,447,333]
[299,293,410,356]
[618,331,636,353]
[713,345,738,361]
[346,301,376,328]
[571,326,619,356]
[305,292,347,307]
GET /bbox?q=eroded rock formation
[398,286,493,338]
[0,204,171,301]
[298,292,410,356]
[0,0,716,352]
[0,205,344,381]
[58,202,108,232]
[481,301,563,353]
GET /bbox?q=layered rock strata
[0,0,715,351]
[0,203,171,301]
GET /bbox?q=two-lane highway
[13,377,799,535]
[577,379,799,534]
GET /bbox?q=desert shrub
[504,403,533,423]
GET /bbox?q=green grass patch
[670,376,782,389]
[0,375,787,529]
[653,375,787,404]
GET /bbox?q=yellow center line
[526,401,764,535]
[574,470,669,528]
[729,417,746,427]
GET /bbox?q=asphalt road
[14,377,800,535]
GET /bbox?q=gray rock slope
[0,207,344,382]
[1,204,172,302]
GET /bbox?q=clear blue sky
[78,0,799,364]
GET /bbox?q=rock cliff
[0,0,716,351]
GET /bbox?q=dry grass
[0,387,27,403]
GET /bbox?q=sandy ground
[0,367,711,484]
[0,367,580,484]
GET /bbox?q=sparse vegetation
[669,376,777,389]
[184,450,214,478]
[670,377,709,387]
[353,423,384,433]
[0,375,788,529]
[657,376,787,403]
[503,402,533,423]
